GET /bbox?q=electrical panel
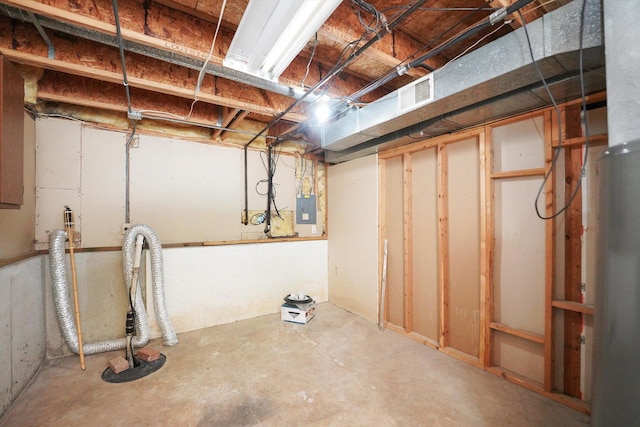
[296,194,316,224]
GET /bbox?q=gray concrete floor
[1,303,590,426]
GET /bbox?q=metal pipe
[124,125,136,224]
[264,145,273,235]
[0,4,303,101]
[242,0,430,150]
[243,146,249,225]
[112,0,133,113]
[26,11,54,59]
[126,234,145,368]
[346,0,536,105]
[239,0,429,228]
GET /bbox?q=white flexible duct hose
[49,224,177,355]
[123,224,178,346]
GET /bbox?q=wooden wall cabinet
[0,55,25,208]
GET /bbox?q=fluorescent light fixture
[224,0,342,82]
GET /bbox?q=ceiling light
[315,95,331,123]
[224,0,342,82]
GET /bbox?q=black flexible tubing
[533,0,590,220]
[409,0,535,68]
[264,145,273,235]
[346,0,536,104]
[241,0,428,228]
[242,0,429,150]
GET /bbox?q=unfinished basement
[0,0,638,425]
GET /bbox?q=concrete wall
[327,155,378,322]
[0,113,43,418]
[0,257,46,416]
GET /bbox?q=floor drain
[101,354,167,383]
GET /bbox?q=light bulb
[315,102,331,123]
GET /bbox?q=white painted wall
[146,241,328,337]
[34,117,316,249]
[327,155,378,322]
[44,241,328,356]
[30,116,329,357]
[0,257,46,416]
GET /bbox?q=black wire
[309,6,380,105]
[353,0,383,33]
[342,0,502,105]
[127,276,136,361]
[382,6,497,13]
[401,0,495,65]
[532,0,589,220]
[245,0,429,149]
[258,145,284,222]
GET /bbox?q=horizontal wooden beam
[0,18,308,122]
[220,110,250,141]
[159,0,437,85]
[212,108,240,140]
[490,322,545,344]
[552,300,595,316]
[490,168,545,179]
[2,0,387,102]
[486,366,591,414]
[553,134,608,148]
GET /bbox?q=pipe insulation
[49,225,177,355]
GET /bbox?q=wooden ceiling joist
[1,0,389,107]
[219,110,250,141]
[0,17,307,121]
[212,107,240,140]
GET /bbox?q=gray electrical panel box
[296,195,316,224]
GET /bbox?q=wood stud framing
[563,145,584,399]
[437,144,450,349]
[543,110,555,393]
[403,153,413,333]
[378,93,606,415]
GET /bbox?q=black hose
[349,0,536,103]
[242,0,429,150]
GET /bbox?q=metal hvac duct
[49,224,177,355]
[321,0,605,164]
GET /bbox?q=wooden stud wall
[378,92,607,414]
[410,149,439,341]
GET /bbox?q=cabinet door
[0,55,25,207]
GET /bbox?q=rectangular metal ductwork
[321,0,605,161]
